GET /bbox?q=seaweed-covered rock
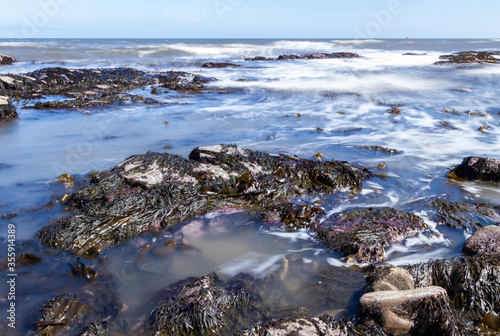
[450,157,500,182]
[0,95,17,122]
[0,53,16,65]
[435,51,500,65]
[38,145,371,253]
[239,315,389,336]
[365,267,414,293]
[430,199,500,232]
[403,256,500,320]
[359,286,461,336]
[201,62,241,68]
[147,272,254,335]
[246,52,360,61]
[0,67,213,111]
[463,225,500,256]
[315,207,427,263]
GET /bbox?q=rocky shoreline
[1,50,500,335]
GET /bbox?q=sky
[1,0,500,39]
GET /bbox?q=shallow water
[1,38,500,333]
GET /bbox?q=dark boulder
[315,207,427,263]
[0,96,17,122]
[0,53,16,65]
[462,225,500,256]
[449,156,500,182]
[38,145,371,253]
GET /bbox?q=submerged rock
[449,156,500,182]
[246,52,360,61]
[0,53,16,65]
[315,207,427,263]
[359,286,462,336]
[462,225,500,256]
[0,95,17,122]
[403,256,500,320]
[435,51,500,65]
[38,145,371,253]
[429,198,500,232]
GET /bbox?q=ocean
[0,38,499,332]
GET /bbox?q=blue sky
[1,0,500,39]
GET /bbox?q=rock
[315,207,427,263]
[0,67,216,111]
[0,96,17,122]
[430,198,500,231]
[435,51,500,65]
[366,267,414,293]
[246,52,360,61]
[404,256,500,320]
[356,145,402,155]
[241,315,389,336]
[0,53,16,65]
[463,225,500,256]
[201,62,241,68]
[359,286,460,335]
[449,156,500,182]
[38,145,371,253]
[147,272,255,335]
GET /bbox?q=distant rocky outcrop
[435,51,500,65]
[0,53,16,65]
[246,52,360,61]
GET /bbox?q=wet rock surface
[38,144,371,253]
[0,53,16,65]
[435,51,500,65]
[246,52,360,61]
[449,156,500,182]
[462,225,500,256]
[315,207,427,263]
[359,286,461,336]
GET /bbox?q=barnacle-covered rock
[0,96,17,122]
[315,207,427,263]
[38,145,371,253]
[462,225,500,256]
